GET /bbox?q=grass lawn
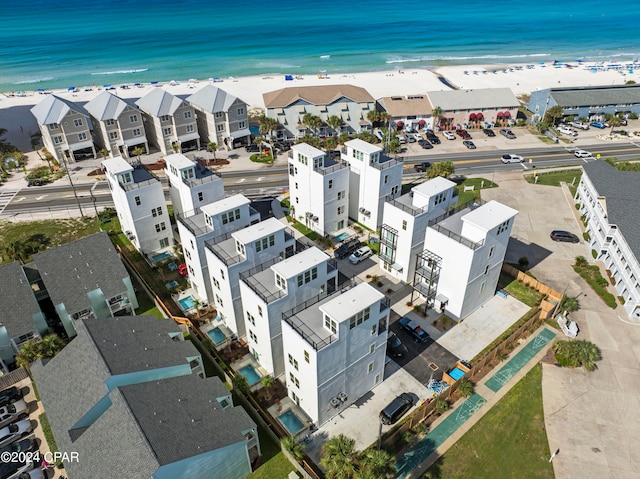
[249,427,296,479]
[524,169,582,196]
[453,177,498,205]
[132,274,164,318]
[290,220,318,241]
[497,273,545,307]
[423,364,553,479]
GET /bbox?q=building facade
[377,94,433,131]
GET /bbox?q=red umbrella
[469,113,477,121]
[476,112,484,120]
[418,119,426,126]
[503,111,511,117]
[497,112,504,118]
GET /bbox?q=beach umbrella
[469,113,477,121]
[67,86,76,91]
[503,111,511,118]
[476,112,484,120]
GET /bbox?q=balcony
[118,164,161,192]
[429,223,484,250]
[176,211,211,237]
[385,196,427,216]
[369,156,403,171]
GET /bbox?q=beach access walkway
[395,326,557,479]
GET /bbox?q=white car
[574,149,592,158]
[557,126,577,136]
[0,419,32,448]
[569,121,589,130]
[443,131,456,140]
[349,246,372,264]
[501,154,524,164]
[0,399,27,428]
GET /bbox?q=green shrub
[591,249,598,259]
[435,399,449,415]
[553,340,601,371]
[583,232,590,241]
[575,203,581,210]
[413,422,428,435]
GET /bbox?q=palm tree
[260,376,274,400]
[39,333,65,358]
[99,148,110,160]
[574,256,588,268]
[366,110,380,127]
[15,340,43,371]
[553,340,601,371]
[131,146,145,163]
[302,113,323,137]
[282,436,306,461]
[378,111,391,127]
[231,374,250,394]
[607,115,622,134]
[358,449,395,478]
[4,240,26,263]
[434,398,449,415]
[320,434,358,479]
[544,105,564,125]
[207,142,218,160]
[457,378,474,398]
[337,132,351,146]
[427,161,455,179]
[324,137,337,151]
[326,115,343,134]
[431,106,443,130]
[259,115,279,140]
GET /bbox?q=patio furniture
[168,262,177,272]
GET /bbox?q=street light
[60,152,84,218]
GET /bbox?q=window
[328,179,333,189]
[367,362,374,373]
[104,119,114,126]
[258,305,263,316]
[338,190,345,200]
[297,154,308,165]
[375,373,381,384]
[78,132,87,140]
[235,240,245,255]
[324,314,337,334]
[212,277,220,289]
[276,273,286,290]
[151,206,162,217]
[484,265,489,275]
[53,136,63,144]
[220,269,225,280]
[216,124,225,132]
[247,311,255,326]
[338,206,345,215]
[184,110,192,119]
[311,267,317,280]
[249,330,257,343]
[384,174,388,184]
[295,182,298,189]
[161,115,170,122]
[402,220,407,230]
[129,114,138,123]
[489,246,495,258]
[134,196,141,206]
[198,192,203,202]
[109,131,118,140]
[289,372,299,388]
[480,282,486,292]
[49,123,59,130]
[155,222,167,232]
[238,120,246,129]
[163,127,172,135]
[159,237,169,248]
[73,118,83,127]
[186,124,194,133]
[370,344,375,354]
[371,324,377,335]
[133,128,141,136]
[288,354,299,370]
[497,219,510,234]
[216,295,224,307]
[237,107,245,115]
[304,350,309,363]
[434,192,446,206]
[215,112,224,119]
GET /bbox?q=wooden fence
[0,367,28,391]
[502,264,563,319]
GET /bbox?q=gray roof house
[525,84,640,122]
[32,315,258,479]
[30,94,96,163]
[186,84,251,149]
[135,88,200,154]
[84,90,149,158]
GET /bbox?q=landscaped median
[572,256,617,308]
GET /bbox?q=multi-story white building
[288,143,349,236]
[164,153,224,217]
[135,88,200,154]
[177,194,260,305]
[186,84,251,150]
[417,200,517,320]
[84,91,149,159]
[238,247,339,377]
[204,218,297,337]
[31,94,96,163]
[343,139,403,231]
[576,161,640,318]
[103,156,172,255]
[379,177,457,283]
[281,282,389,426]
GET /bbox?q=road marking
[521,163,528,169]
[0,189,20,214]
[35,195,48,200]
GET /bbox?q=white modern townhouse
[238,247,341,377]
[84,90,149,159]
[177,194,260,306]
[379,177,457,283]
[135,88,200,154]
[31,94,96,163]
[281,282,390,426]
[164,152,225,218]
[576,161,640,318]
[288,143,350,236]
[343,139,403,231]
[103,156,172,256]
[416,200,517,320]
[204,217,298,337]
[186,84,251,150]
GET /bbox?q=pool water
[279,410,305,434]
[449,367,466,381]
[207,327,226,345]
[152,251,172,263]
[179,296,197,310]
[335,232,349,242]
[239,365,261,386]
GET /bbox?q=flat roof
[292,142,325,158]
[320,282,383,321]
[412,177,456,198]
[164,153,194,170]
[272,247,329,279]
[462,200,518,231]
[102,156,133,174]
[201,194,250,216]
[233,217,284,244]
[345,138,382,155]
[427,88,519,111]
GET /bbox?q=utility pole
[60,153,84,218]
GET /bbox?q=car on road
[574,149,592,158]
[334,237,362,260]
[483,128,496,137]
[443,131,456,140]
[0,419,32,448]
[590,122,606,129]
[0,388,21,409]
[245,143,260,152]
[379,393,414,425]
[398,317,429,343]
[0,399,28,428]
[569,121,589,130]
[414,162,431,173]
[387,333,407,358]
[550,230,580,243]
[418,139,433,149]
[462,140,476,149]
[501,153,524,164]
[348,246,372,264]
[500,128,516,139]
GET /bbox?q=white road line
[0,189,20,214]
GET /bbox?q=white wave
[385,53,551,64]
[14,77,54,84]
[91,68,148,75]
[320,55,331,59]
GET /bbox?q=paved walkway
[395,326,557,479]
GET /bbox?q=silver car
[0,399,27,428]
[349,246,372,264]
[0,419,32,448]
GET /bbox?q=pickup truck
[398,317,430,343]
[414,162,431,172]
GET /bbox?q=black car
[0,388,21,408]
[550,230,580,243]
[418,139,433,149]
[245,143,260,152]
[334,237,362,259]
[462,140,476,149]
[380,393,414,425]
[387,333,407,358]
[274,141,291,152]
[483,128,496,137]
[414,161,431,172]
[0,438,35,456]
[426,134,441,144]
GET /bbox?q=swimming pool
[279,409,305,435]
[449,367,466,381]
[152,251,172,263]
[178,296,197,311]
[207,327,226,345]
[239,365,261,386]
[334,232,349,242]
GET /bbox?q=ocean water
[2,0,640,91]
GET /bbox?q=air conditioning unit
[359,207,366,213]
[364,210,371,216]
[312,216,319,222]
[338,392,348,402]
[330,398,340,408]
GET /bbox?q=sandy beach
[1,62,637,153]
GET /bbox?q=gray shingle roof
[31,231,129,316]
[135,88,184,116]
[186,84,240,113]
[0,261,42,339]
[120,375,255,465]
[582,161,640,261]
[550,84,640,108]
[427,88,519,111]
[84,90,129,120]
[30,94,82,125]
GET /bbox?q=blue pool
[179,296,197,311]
[239,365,261,386]
[449,367,466,381]
[279,410,305,434]
[335,232,349,242]
[207,327,226,345]
[152,251,171,263]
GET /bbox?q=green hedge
[573,265,617,308]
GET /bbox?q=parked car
[482,128,496,137]
[379,393,414,425]
[414,162,431,173]
[557,126,578,136]
[0,438,35,457]
[0,388,21,409]
[500,154,524,164]
[334,237,362,260]
[462,140,476,149]
[0,400,28,428]
[590,122,606,129]
[405,133,417,143]
[550,230,580,243]
[0,459,42,479]
[398,317,429,343]
[177,263,188,277]
[387,333,407,358]
[274,141,291,151]
[456,129,471,139]
[245,143,260,152]
[0,419,32,448]
[418,139,433,149]
[396,135,407,145]
[348,246,372,264]
[569,121,589,130]
[426,133,440,144]
[500,128,516,139]
[443,131,456,140]
[574,149,592,158]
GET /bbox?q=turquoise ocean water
[2,0,640,91]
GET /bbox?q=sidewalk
[396,326,557,479]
